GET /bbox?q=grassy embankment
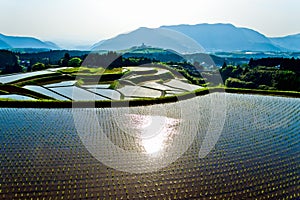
[60,67,125,84]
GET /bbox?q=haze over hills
[270,34,300,52]
[92,23,300,53]
[92,27,204,54]
[0,33,60,50]
[1,23,300,52]
[161,23,281,52]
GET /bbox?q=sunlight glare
[142,133,165,154]
[130,115,180,156]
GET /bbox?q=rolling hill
[92,23,300,53]
[161,23,282,52]
[0,33,60,50]
[270,34,300,52]
[91,27,204,54]
[0,39,11,49]
[2,24,300,52]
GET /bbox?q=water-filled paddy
[0,94,36,100]
[23,85,70,100]
[0,93,299,199]
[49,86,109,101]
[0,70,55,84]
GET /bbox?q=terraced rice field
[0,94,36,100]
[49,86,109,101]
[87,88,121,100]
[44,81,77,88]
[0,93,299,199]
[163,79,202,91]
[0,66,203,101]
[23,85,70,101]
[117,85,162,98]
[0,70,56,84]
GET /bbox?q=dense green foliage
[17,50,89,65]
[67,57,82,67]
[249,57,300,72]
[108,80,121,90]
[31,62,45,71]
[220,58,300,91]
[0,50,22,74]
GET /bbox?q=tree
[225,77,256,89]
[0,50,22,74]
[31,62,45,71]
[222,62,227,69]
[60,53,71,66]
[2,63,22,74]
[64,53,70,60]
[68,57,82,67]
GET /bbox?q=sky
[0,0,299,48]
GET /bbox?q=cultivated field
[0,66,202,101]
[0,93,299,199]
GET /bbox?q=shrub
[109,80,121,89]
[68,57,82,67]
[31,62,45,71]
[225,77,256,89]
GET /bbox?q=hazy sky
[1,0,299,48]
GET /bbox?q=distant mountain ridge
[160,23,281,52]
[1,24,300,52]
[92,23,300,53]
[92,27,204,54]
[270,33,300,52]
[0,33,60,50]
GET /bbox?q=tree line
[220,57,300,91]
[0,49,299,92]
[249,57,300,72]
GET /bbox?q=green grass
[108,80,121,89]
[75,73,124,84]
[0,89,9,95]
[222,87,300,98]
[59,67,124,75]
[127,72,175,84]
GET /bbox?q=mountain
[270,34,300,52]
[92,27,204,54]
[92,24,295,53]
[0,39,11,49]
[44,41,61,49]
[161,23,283,52]
[0,33,60,50]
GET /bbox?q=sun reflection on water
[124,114,181,156]
[142,134,165,154]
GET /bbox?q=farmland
[0,93,299,199]
[0,65,203,101]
